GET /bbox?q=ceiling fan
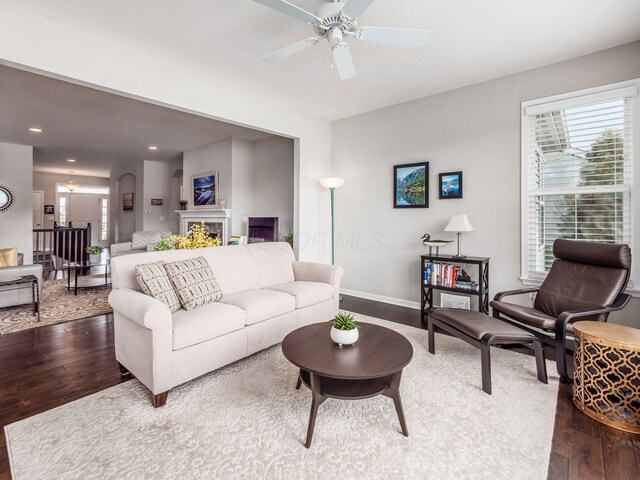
[254,0,429,80]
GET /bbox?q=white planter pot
[330,326,359,346]
[89,254,101,264]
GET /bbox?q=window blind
[523,90,634,279]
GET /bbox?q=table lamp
[444,214,474,258]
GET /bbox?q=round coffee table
[282,321,413,448]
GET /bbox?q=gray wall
[0,142,33,262]
[332,41,640,327]
[183,136,294,239]
[253,136,295,238]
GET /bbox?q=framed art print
[122,192,134,211]
[439,171,463,199]
[192,171,219,209]
[394,162,429,208]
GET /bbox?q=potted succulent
[86,245,104,264]
[178,200,188,210]
[330,311,359,346]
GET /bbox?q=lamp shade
[320,177,344,189]
[444,214,474,233]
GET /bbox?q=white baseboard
[340,289,421,310]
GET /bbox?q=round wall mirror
[0,185,15,213]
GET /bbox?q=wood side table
[0,274,40,321]
[573,321,640,434]
[282,322,413,448]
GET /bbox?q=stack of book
[423,262,480,292]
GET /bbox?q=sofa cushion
[135,261,181,313]
[131,231,162,250]
[172,302,245,350]
[265,281,334,309]
[165,257,223,310]
[246,242,295,288]
[0,248,18,267]
[220,289,295,325]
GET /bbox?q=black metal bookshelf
[420,254,490,321]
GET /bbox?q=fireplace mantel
[175,209,231,245]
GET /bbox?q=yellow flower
[170,222,221,250]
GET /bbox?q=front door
[68,194,109,247]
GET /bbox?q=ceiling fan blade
[261,37,319,63]
[342,0,376,19]
[357,26,429,46]
[332,42,355,80]
[253,0,320,24]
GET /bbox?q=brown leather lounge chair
[491,239,631,382]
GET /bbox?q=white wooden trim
[340,288,420,310]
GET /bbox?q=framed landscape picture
[394,162,429,208]
[439,171,463,199]
[192,171,218,209]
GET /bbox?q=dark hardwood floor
[0,295,636,479]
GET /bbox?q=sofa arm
[108,288,172,330]
[293,261,344,286]
[110,242,132,257]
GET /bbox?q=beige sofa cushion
[220,289,295,325]
[135,261,181,313]
[199,245,259,295]
[172,302,245,350]
[246,242,295,288]
[265,281,334,309]
[165,257,223,310]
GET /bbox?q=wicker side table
[573,321,640,434]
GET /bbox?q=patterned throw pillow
[165,257,223,311]
[135,261,181,313]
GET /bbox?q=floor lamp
[320,177,344,300]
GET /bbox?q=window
[521,80,638,284]
[101,198,108,241]
[56,185,110,195]
[59,196,67,226]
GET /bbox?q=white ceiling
[4,0,640,120]
[0,64,272,177]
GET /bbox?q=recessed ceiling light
[148,145,158,150]
[66,159,76,163]
[29,127,43,133]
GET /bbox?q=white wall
[142,159,180,234]
[0,2,332,263]
[0,142,33,262]
[182,137,232,211]
[253,136,295,237]
[332,41,640,326]
[230,139,255,235]
[32,171,110,228]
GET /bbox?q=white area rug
[5,315,558,480]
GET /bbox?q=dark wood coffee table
[282,321,413,448]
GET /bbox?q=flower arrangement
[154,222,222,251]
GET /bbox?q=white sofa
[108,242,343,406]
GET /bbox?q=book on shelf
[423,262,479,292]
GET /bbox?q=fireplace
[176,209,231,245]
